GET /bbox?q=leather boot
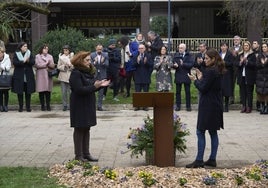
[45,92,51,111]
[246,107,252,113]
[39,92,45,111]
[83,129,98,162]
[25,94,31,112]
[262,105,268,114]
[240,106,246,113]
[73,128,84,161]
[18,94,23,112]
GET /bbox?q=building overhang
[38,0,223,2]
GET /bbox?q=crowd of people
[0,33,267,115]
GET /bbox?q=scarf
[74,64,96,75]
[16,49,31,62]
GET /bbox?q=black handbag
[47,68,59,77]
[0,71,12,88]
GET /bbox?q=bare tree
[222,1,268,41]
[0,0,50,43]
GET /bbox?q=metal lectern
[132,92,175,167]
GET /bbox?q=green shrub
[33,27,122,63]
[150,16,168,37]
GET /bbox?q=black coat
[221,51,234,96]
[235,51,256,85]
[12,52,35,94]
[173,51,194,84]
[133,52,153,84]
[69,69,98,128]
[256,53,268,95]
[195,67,224,131]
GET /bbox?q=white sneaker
[113,97,120,102]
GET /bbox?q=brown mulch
[49,160,268,188]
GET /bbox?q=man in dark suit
[173,43,194,111]
[90,44,109,111]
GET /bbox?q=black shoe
[74,156,88,162]
[0,106,3,112]
[18,108,23,112]
[134,107,140,111]
[47,106,51,111]
[41,106,46,111]
[63,106,67,111]
[97,107,103,111]
[175,107,180,111]
[124,93,130,98]
[3,106,8,112]
[26,108,32,112]
[186,160,204,168]
[186,107,192,111]
[143,107,149,111]
[204,159,217,167]
[84,155,98,162]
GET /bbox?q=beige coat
[57,52,74,83]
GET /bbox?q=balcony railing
[162,38,268,53]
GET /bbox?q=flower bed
[49,160,268,187]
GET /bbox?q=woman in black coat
[186,48,225,168]
[235,41,256,113]
[256,42,268,114]
[12,42,35,112]
[219,41,234,112]
[69,51,110,162]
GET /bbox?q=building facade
[28,0,229,46]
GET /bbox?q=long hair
[38,44,49,54]
[71,51,91,67]
[205,48,226,74]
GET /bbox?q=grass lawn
[0,167,66,188]
[7,73,244,106]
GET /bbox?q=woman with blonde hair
[235,41,256,113]
[69,51,110,162]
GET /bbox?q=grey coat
[90,52,109,80]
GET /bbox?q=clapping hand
[94,79,111,88]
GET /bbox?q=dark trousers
[39,91,51,109]
[239,77,254,108]
[104,72,119,98]
[176,83,191,108]
[135,83,149,92]
[17,83,31,110]
[73,127,91,159]
[0,89,9,107]
[125,71,134,96]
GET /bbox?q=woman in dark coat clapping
[12,42,35,112]
[235,41,256,113]
[219,41,234,112]
[256,42,268,114]
[69,51,110,162]
[186,48,225,168]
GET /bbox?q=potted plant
[127,113,190,164]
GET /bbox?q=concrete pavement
[0,105,267,169]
